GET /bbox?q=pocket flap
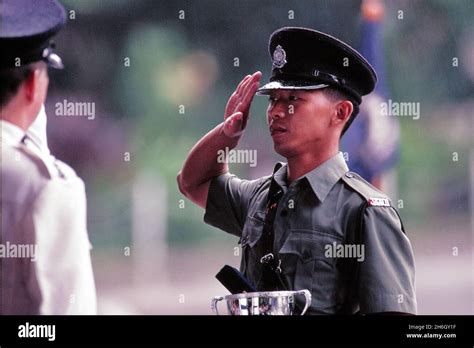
[279,230,342,262]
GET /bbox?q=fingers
[237,72,260,100]
[224,71,261,124]
[225,74,250,117]
[237,72,261,116]
[240,73,261,129]
[224,92,240,119]
[238,74,254,97]
[235,72,261,109]
[241,73,261,109]
[236,75,251,96]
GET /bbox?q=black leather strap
[338,201,367,314]
[259,164,287,291]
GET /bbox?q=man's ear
[332,100,353,127]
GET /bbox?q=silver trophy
[211,290,311,315]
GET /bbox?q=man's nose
[269,102,287,120]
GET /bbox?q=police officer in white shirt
[0,0,96,314]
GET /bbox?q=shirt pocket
[239,210,266,247]
[279,229,342,312]
[238,211,266,277]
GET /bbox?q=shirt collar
[1,120,25,147]
[272,152,349,202]
[304,152,349,202]
[272,162,288,189]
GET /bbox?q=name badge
[368,197,390,207]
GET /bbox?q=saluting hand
[223,71,262,138]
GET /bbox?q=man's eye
[268,96,277,102]
[289,95,299,101]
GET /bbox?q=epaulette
[13,143,54,179]
[15,143,77,180]
[341,171,391,207]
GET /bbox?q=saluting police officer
[0,0,97,314]
[178,27,416,314]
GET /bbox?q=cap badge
[272,45,287,69]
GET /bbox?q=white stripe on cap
[256,81,329,95]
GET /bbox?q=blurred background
[44,0,473,314]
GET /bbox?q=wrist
[218,122,240,149]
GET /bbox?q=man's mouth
[270,125,288,136]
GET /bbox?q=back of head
[0,0,66,110]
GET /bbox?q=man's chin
[273,143,294,158]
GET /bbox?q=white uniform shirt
[1,119,97,314]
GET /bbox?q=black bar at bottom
[0,315,472,346]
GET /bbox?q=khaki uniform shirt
[204,152,416,314]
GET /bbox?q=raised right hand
[223,71,262,138]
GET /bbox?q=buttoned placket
[273,181,299,257]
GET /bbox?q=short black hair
[0,65,34,108]
[322,87,360,136]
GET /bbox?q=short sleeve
[204,172,267,238]
[358,206,417,314]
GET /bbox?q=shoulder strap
[258,162,286,291]
[341,171,392,207]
